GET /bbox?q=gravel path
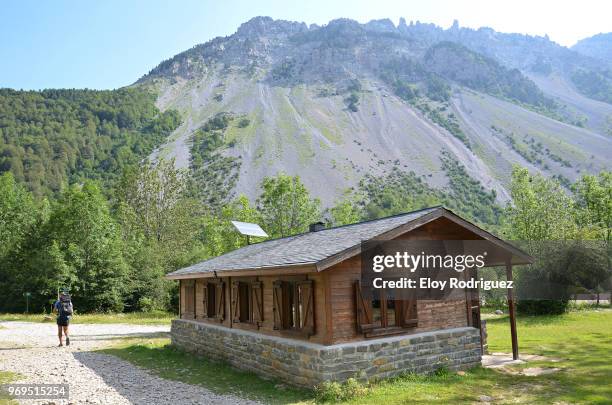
[0,321,260,405]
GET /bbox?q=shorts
[57,318,69,327]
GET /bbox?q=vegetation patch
[0,312,173,325]
[357,152,502,228]
[0,371,21,405]
[571,69,612,105]
[490,125,574,176]
[100,338,312,404]
[189,112,242,208]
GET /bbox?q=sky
[1,0,611,90]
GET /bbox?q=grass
[486,310,612,404]
[99,338,312,404]
[0,371,20,405]
[100,309,611,404]
[0,311,174,325]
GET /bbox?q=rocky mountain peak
[235,16,308,39]
[364,18,397,33]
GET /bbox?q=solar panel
[231,221,269,238]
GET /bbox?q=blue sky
[1,0,610,90]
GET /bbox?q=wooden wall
[180,272,329,344]
[326,217,481,343]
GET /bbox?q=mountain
[136,17,611,206]
[1,17,610,207]
[573,33,612,63]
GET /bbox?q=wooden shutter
[297,280,314,335]
[231,281,240,322]
[354,280,374,332]
[183,281,195,319]
[215,281,225,321]
[401,298,418,327]
[251,281,264,324]
[272,280,284,330]
[201,282,208,319]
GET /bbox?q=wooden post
[506,260,519,360]
[179,280,182,319]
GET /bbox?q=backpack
[59,295,73,317]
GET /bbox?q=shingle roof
[167,206,441,278]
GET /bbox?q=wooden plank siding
[182,272,330,344]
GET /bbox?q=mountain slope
[572,33,612,63]
[138,17,611,207]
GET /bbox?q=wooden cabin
[167,206,531,386]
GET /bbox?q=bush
[432,365,450,377]
[517,300,569,315]
[314,381,343,402]
[138,297,159,313]
[314,378,368,402]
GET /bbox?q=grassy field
[0,311,173,325]
[101,309,611,404]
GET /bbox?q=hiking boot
[66,337,70,346]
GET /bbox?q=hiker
[53,292,73,347]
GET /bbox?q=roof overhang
[165,263,318,280]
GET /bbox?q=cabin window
[231,280,263,325]
[355,280,417,336]
[273,279,314,335]
[207,284,216,317]
[202,280,225,321]
[239,282,252,322]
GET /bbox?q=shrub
[314,378,368,402]
[138,297,160,313]
[516,299,569,315]
[342,378,368,399]
[432,365,450,377]
[314,381,343,402]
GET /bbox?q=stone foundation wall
[171,320,482,387]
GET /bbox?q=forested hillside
[0,88,180,197]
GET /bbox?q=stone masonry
[171,320,482,387]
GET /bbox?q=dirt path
[0,321,260,405]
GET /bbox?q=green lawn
[0,311,173,325]
[100,338,312,404]
[102,310,612,404]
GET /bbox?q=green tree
[117,159,205,310]
[0,172,37,258]
[573,171,612,242]
[504,166,577,240]
[45,182,127,312]
[329,193,363,226]
[257,174,321,238]
[201,195,262,256]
